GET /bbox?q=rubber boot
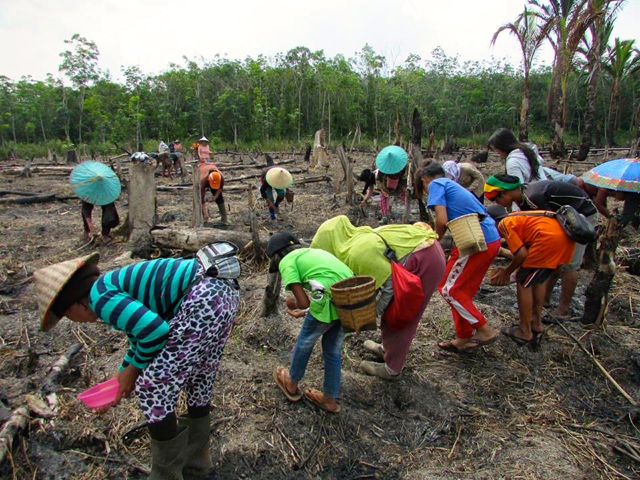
[178,416,214,476]
[217,203,228,224]
[148,426,189,480]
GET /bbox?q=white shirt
[505,149,547,184]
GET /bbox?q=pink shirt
[198,144,211,162]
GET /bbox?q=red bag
[382,261,424,330]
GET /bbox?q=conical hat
[198,136,209,143]
[265,167,293,189]
[33,252,100,331]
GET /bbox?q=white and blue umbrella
[582,158,640,193]
[70,161,121,205]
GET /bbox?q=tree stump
[128,163,157,257]
[66,149,78,165]
[191,163,204,228]
[582,218,621,325]
[304,143,312,162]
[19,158,33,178]
[261,272,282,317]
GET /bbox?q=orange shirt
[498,213,575,269]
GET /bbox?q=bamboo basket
[331,276,377,333]
[447,213,487,257]
[285,188,295,203]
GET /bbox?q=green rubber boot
[148,426,188,480]
[178,416,214,476]
[217,202,228,224]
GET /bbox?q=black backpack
[508,205,597,245]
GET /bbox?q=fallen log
[0,407,29,466]
[0,194,77,205]
[151,227,265,252]
[0,190,38,196]
[226,168,306,184]
[294,175,331,185]
[40,342,83,394]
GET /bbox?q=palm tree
[575,0,623,160]
[528,0,603,158]
[491,7,549,142]
[604,39,640,146]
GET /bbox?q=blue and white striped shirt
[89,258,198,370]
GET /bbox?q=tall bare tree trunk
[577,49,601,161]
[519,74,530,142]
[607,78,621,147]
[630,103,640,157]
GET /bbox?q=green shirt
[278,248,354,323]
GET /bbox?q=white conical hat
[198,136,210,143]
[265,167,293,189]
[33,252,100,331]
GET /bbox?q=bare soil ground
[1,151,639,479]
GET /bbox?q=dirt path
[0,152,639,479]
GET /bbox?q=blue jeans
[289,312,344,399]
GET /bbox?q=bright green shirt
[278,248,353,323]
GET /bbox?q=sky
[1,0,639,82]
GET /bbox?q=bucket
[285,188,294,203]
[331,275,377,333]
[447,213,487,257]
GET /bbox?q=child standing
[489,211,576,344]
[267,232,353,413]
[34,250,240,479]
[416,162,500,353]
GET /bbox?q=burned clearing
[1,150,640,480]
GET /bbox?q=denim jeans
[289,311,345,398]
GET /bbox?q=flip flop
[461,335,499,352]
[273,367,302,402]
[304,388,341,413]
[501,326,534,346]
[437,340,466,354]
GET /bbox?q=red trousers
[438,240,500,339]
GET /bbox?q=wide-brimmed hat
[376,146,408,174]
[265,167,293,189]
[33,252,100,331]
[198,136,210,143]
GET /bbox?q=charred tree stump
[128,163,157,257]
[247,185,264,261]
[19,158,33,178]
[191,163,204,228]
[304,143,312,162]
[310,129,329,170]
[261,272,282,317]
[404,109,423,223]
[582,218,621,325]
[66,149,78,165]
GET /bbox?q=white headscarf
[442,161,460,182]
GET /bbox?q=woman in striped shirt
[35,253,239,479]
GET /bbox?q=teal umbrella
[70,161,121,206]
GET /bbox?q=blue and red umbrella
[582,158,640,193]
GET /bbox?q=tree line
[0,0,638,159]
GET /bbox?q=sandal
[273,367,302,402]
[501,326,534,346]
[461,335,499,352]
[437,340,466,354]
[304,388,341,413]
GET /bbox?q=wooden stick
[191,163,203,228]
[553,318,637,406]
[40,342,83,394]
[0,407,29,466]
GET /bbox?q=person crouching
[267,232,354,413]
[34,252,240,479]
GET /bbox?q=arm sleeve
[505,158,527,184]
[426,182,447,209]
[260,182,269,199]
[500,221,524,254]
[279,257,301,290]
[92,288,170,370]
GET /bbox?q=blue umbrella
[70,161,121,205]
[376,146,408,174]
[582,157,640,193]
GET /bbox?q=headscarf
[442,161,461,182]
[310,215,437,288]
[483,174,522,200]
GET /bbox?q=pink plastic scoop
[77,378,119,408]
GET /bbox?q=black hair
[471,151,488,163]
[359,168,374,182]
[487,128,541,181]
[268,244,302,273]
[414,162,445,196]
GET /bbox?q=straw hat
[33,252,100,331]
[198,136,210,143]
[265,167,293,189]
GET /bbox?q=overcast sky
[1,0,639,82]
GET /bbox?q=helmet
[266,232,300,258]
[208,170,222,189]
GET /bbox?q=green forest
[1,0,638,159]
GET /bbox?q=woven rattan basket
[331,275,377,333]
[447,213,488,257]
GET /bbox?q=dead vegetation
[0,151,639,479]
